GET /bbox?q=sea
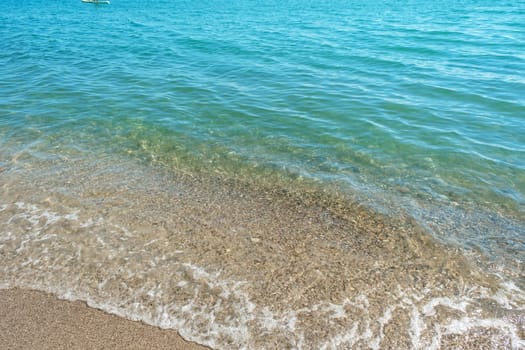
[1,0,524,348]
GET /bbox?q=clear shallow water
[1,0,525,348]
[2,0,524,212]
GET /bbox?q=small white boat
[82,0,110,4]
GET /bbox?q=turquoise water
[2,0,524,246]
[3,0,524,208]
[1,0,525,347]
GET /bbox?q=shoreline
[0,288,210,350]
[1,156,523,348]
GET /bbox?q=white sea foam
[422,297,469,316]
[4,264,525,350]
[404,287,525,350]
[1,201,524,349]
[8,202,79,230]
[444,318,524,349]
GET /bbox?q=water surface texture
[1,0,524,348]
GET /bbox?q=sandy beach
[1,153,522,348]
[0,288,209,350]
[2,0,525,347]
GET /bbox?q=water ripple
[1,0,524,266]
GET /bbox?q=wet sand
[0,288,209,350]
[1,156,523,348]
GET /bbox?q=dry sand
[0,288,210,350]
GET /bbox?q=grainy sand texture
[0,288,209,350]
